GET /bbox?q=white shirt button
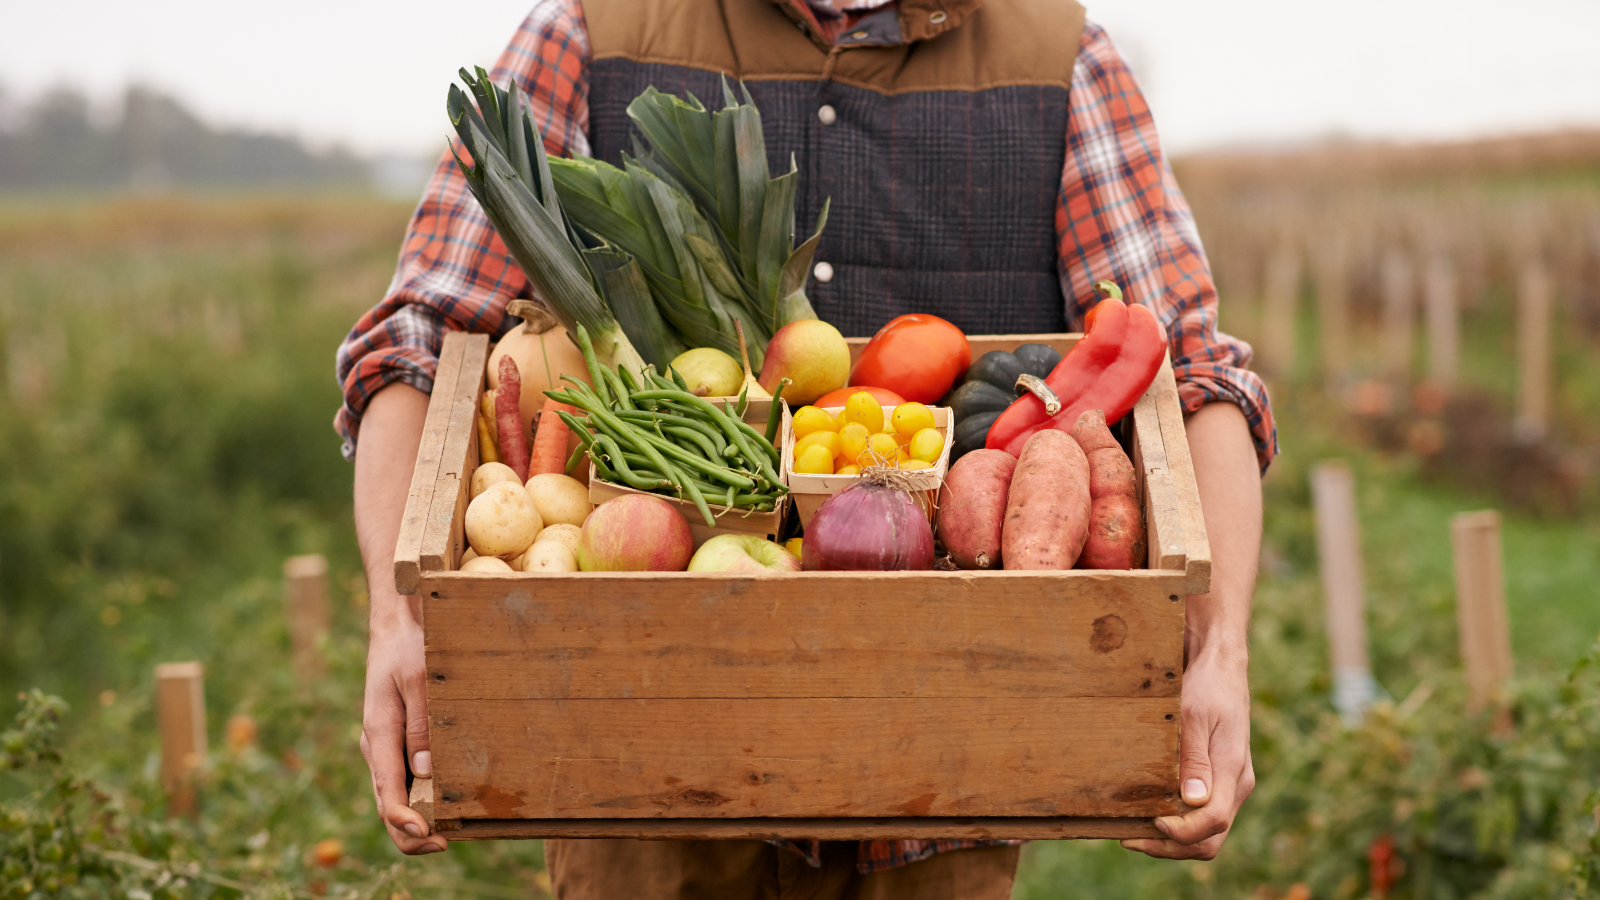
[817,105,837,125]
[813,261,835,283]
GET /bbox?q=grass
[0,195,1596,898]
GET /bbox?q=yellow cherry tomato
[863,432,899,465]
[838,422,870,462]
[843,391,885,434]
[836,463,862,476]
[900,459,934,471]
[794,430,842,460]
[791,406,837,439]
[891,402,936,436]
[795,444,834,475]
[893,430,913,447]
[783,537,803,558]
[909,427,945,463]
[895,446,911,465]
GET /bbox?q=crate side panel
[395,334,469,595]
[430,696,1181,819]
[421,334,489,575]
[423,572,1185,699]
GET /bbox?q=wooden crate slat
[435,814,1163,841]
[1149,355,1213,595]
[420,334,490,577]
[424,571,1185,699]
[394,333,469,595]
[429,697,1182,820]
[1131,363,1184,573]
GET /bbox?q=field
[0,153,1597,898]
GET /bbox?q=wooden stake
[1450,511,1513,731]
[1423,255,1459,388]
[1259,246,1300,378]
[284,554,330,677]
[155,662,206,817]
[1310,461,1375,724]
[1514,264,1552,442]
[1380,253,1414,383]
[1313,238,1350,387]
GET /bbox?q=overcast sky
[3,0,1598,158]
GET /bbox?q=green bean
[617,366,655,411]
[666,459,716,526]
[563,442,586,476]
[669,365,690,392]
[592,434,671,490]
[572,324,611,406]
[765,377,790,443]
[662,425,720,462]
[735,385,749,418]
[602,367,634,411]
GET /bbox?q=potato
[459,547,479,567]
[471,462,521,500]
[937,450,1016,569]
[1069,409,1146,569]
[524,473,592,527]
[534,523,583,555]
[465,481,543,558]
[521,540,578,573]
[1001,430,1090,570]
[460,555,515,574]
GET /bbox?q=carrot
[528,397,576,476]
[495,356,530,480]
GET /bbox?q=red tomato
[847,315,971,404]
[813,385,906,409]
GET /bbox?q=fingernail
[1183,779,1207,802]
[1154,818,1171,836]
[412,751,432,777]
[404,823,424,839]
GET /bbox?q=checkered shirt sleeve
[333,0,592,459]
[1058,23,1279,471]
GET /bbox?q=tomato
[847,314,971,404]
[813,385,905,408]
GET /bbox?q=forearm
[1182,402,1261,665]
[353,383,431,636]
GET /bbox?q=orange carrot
[529,397,576,476]
[495,356,530,480]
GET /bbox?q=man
[340,0,1276,894]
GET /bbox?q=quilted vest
[580,0,1085,337]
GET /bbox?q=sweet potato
[1069,409,1146,569]
[495,356,530,481]
[937,449,1016,569]
[1001,430,1090,570]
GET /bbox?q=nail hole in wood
[1165,672,1175,679]
[431,592,440,599]
[1165,714,1174,721]
[1168,594,1179,602]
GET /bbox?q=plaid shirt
[336,0,1276,874]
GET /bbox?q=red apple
[687,534,803,574]
[576,495,694,571]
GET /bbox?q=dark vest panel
[582,0,1082,338]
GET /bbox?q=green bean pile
[544,325,789,527]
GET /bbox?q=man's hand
[353,383,447,855]
[361,615,447,854]
[1122,650,1254,859]
[1123,402,1262,861]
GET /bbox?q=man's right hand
[361,613,447,854]
[351,383,446,855]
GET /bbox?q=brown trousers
[547,839,1021,900]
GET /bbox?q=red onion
[801,466,935,571]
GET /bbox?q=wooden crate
[395,332,1210,842]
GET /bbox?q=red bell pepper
[985,282,1168,457]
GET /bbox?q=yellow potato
[534,523,583,555]
[521,540,578,573]
[459,555,514,574]
[470,462,521,500]
[524,473,592,527]
[459,547,479,567]
[465,481,543,558]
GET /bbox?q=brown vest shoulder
[581,0,1085,94]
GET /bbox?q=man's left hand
[1120,648,1254,860]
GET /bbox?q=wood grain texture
[429,697,1182,820]
[1131,378,1183,573]
[1148,355,1213,595]
[423,570,1185,699]
[394,334,468,595]
[420,334,490,577]
[155,662,206,818]
[410,777,435,829]
[433,815,1163,841]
